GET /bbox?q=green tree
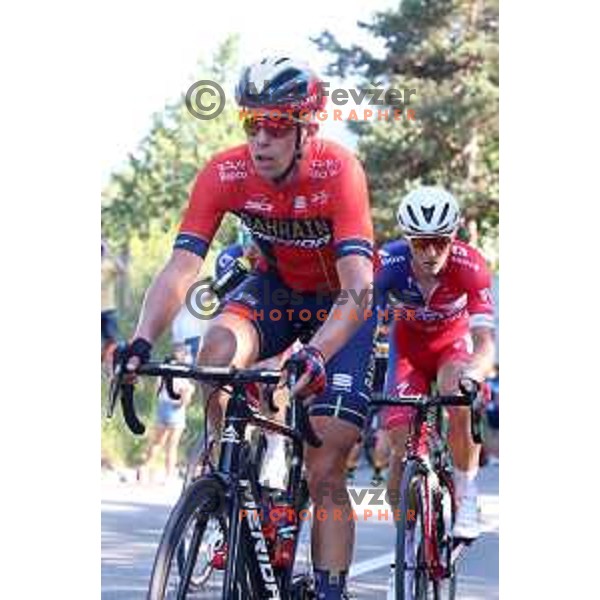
[101,35,245,289]
[314,0,498,251]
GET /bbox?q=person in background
[101,240,125,367]
[171,303,206,362]
[483,364,499,464]
[138,344,195,485]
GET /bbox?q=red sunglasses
[242,116,296,139]
[408,236,453,252]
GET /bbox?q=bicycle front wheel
[148,475,230,600]
[395,460,440,600]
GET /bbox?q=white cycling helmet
[396,187,460,236]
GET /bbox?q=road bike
[370,380,484,600]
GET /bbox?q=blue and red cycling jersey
[375,239,495,354]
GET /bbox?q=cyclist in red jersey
[374,187,496,540]
[124,57,375,599]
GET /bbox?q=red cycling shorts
[383,333,472,430]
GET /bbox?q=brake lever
[120,382,146,435]
[164,375,181,401]
[106,341,146,435]
[286,359,322,448]
[459,378,484,444]
[107,341,128,418]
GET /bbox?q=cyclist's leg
[198,271,295,434]
[384,359,430,510]
[305,314,375,587]
[437,338,480,474]
[198,311,261,432]
[437,337,481,537]
[373,420,389,470]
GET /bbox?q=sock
[314,568,347,599]
[454,468,478,498]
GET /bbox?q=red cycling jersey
[175,138,374,293]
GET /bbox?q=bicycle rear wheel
[148,475,240,599]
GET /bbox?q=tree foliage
[101,35,244,249]
[314,0,499,246]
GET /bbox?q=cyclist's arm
[464,268,496,380]
[308,254,373,361]
[308,152,374,361]
[134,159,226,343]
[133,249,203,343]
[465,325,495,380]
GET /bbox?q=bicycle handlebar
[138,363,281,385]
[107,360,322,447]
[369,379,484,443]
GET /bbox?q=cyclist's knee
[437,360,467,394]
[200,325,240,366]
[198,314,259,367]
[386,427,409,456]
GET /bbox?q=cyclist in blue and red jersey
[375,187,496,540]
[123,56,376,599]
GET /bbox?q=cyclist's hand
[283,345,327,401]
[120,338,153,383]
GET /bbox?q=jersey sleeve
[331,154,374,262]
[466,256,496,330]
[174,160,227,258]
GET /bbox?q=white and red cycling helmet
[397,187,461,236]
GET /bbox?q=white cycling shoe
[453,491,480,540]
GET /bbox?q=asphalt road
[102,463,498,599]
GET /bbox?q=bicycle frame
[403,404,454,580]
[215,383,314,599]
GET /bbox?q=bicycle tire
[148,475,241,600]
[436,476,457,600]
[395,460,439,600]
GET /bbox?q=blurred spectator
[481,365,499,465]
[172,303,206,362]
[101,240,125,366]
[138,344,195,484]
